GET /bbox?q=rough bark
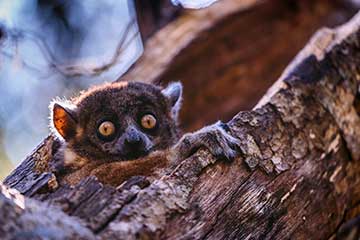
[2,1,360,240]
[0,183,95,239]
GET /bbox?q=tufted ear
[161,82,183,120]
[49,100,78,141]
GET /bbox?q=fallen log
[2,1,360,240]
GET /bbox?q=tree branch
[2,1,360,239]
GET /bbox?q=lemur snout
[123,127,145,149]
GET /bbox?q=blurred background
[0,0,143,179]
[0,0,214,180]
[1,0,359,180]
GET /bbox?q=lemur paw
[173,121,241,162]
[49,155,65,175]
[49,150,71,175]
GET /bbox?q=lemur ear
[161,82,183,120]
[50,101,78,141]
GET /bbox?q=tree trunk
[2,1,360,239]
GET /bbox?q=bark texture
[0,183,95,239]
[2,1,360,240]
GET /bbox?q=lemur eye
[98,121,116,139]
[140,114,157,129]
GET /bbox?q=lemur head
[50,81,182,161]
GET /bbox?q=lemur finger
[212,135,238,162]
[49,153,65,174]
[218,121,241,148]
[173,121,241,162]
[224,133,242,151]
[211,122,241,159]
[172,134,198,159]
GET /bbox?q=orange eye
[98,121,115,137]
[141,114,157,129]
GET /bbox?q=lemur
[49,81,240,186]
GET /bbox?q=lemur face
[50,81,182,162]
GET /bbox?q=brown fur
[50,81,182,187]
[61,150,171,187]
[49,81,241,188]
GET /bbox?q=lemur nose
[124,128,142,147]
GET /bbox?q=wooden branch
[2,1,360,240]
[0,183,95,239]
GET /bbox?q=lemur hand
[173,121,241,161]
